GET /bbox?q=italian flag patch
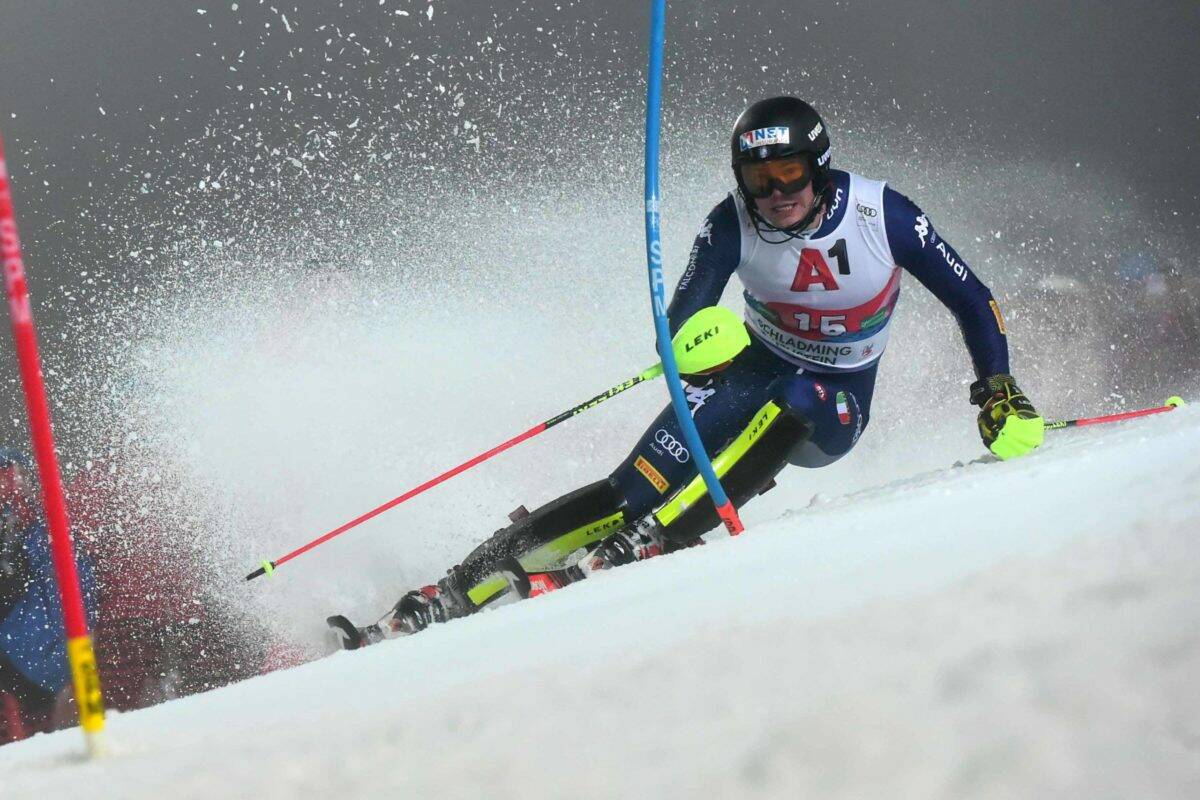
[836,391,851,425]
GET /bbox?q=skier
[329,96,1044,649]
[0,448,100,740]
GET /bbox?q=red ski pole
[245,308,751,582]
[0,134,106,753]
[245,364,665,581]
[1046,396,1185,430]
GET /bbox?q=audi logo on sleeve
[652,429,691,462]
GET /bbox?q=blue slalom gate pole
[642,0,743,535]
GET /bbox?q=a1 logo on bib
[790,248,840,292]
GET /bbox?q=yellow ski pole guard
[671,306,751,376]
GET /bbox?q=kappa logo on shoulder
[697,218,713,246]
[914,214,930,247]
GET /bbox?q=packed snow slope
[3,404,1198,799]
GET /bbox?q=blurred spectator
[0,449,100,742]
[1110,251,1199,400]
[1,445,280,745]
[68,454,278,714]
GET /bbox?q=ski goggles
[737,155,813,199]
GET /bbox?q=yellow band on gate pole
[67,636,106,753]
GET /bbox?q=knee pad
[649,399,812,545]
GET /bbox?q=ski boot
[493,517,673,602]
[497,556,584,600]
[326,614,386,651]
[577,518,668,576]
[327,574,470,651]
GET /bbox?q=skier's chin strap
[741,180,831,245]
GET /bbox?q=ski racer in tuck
[328,96,1045,649]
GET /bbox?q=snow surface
[2,404,1197,799]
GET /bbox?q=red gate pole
[0,133,106,755]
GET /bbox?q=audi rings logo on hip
[653,429,690,463]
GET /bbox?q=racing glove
[969,374,1045,460]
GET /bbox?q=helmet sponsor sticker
[814,382,828,402]
[739,126,790,152]
[634,455,669,494]
[807,121,824,141]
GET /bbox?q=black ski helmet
[730,96,832,236]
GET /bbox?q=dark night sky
[0,0,1197,442]
[3,2,1196,233]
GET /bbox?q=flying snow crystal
[99,106,107,115]
[427,5,434,21]
[281,14,293,34]
[196,7,207,13]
